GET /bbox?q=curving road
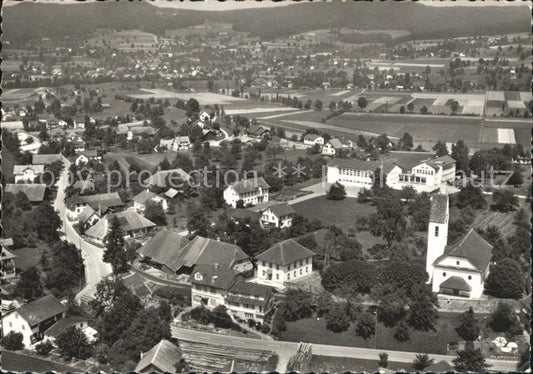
[172,326,520,372]
[54,156,112,303]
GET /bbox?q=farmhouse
[67,192,124,215]
[174,135,191,150]
[246,125,270,138]
[321,138,353,156]
[78,206,104,227]
[0,247,17,279]
[5,184,47,203]
[132,189,168,212]
[426,194,493,299]
[223,177,270,208]
[2,295,67,347]
[254,239,316,288]
[136,229,189,269]
[260,203,296,229]
[303,134,325,146]
[13,164,45,183]
[135,339,183,373]
[85,210,156,241]
[44,316,97,343]
[127,126,156,141]
[191,264,273,324]
[74,149,102,166]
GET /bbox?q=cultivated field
[127,89,247,105]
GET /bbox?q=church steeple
[426,194,449,283]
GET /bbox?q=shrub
[35,340,54,355]
[261,324,271,334]
[1,332,24,351]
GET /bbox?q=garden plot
[460,99,484,115]
[504,92,522,101]
[519,92,533,102]
[487,91,506,101]
[507,100,526,109]
[497,128,516,144]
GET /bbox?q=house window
[288,264,292,270]
[245,313,254,319]
[306,266,309,273]
[443,272,446,277]
[287,273,290,280]
[276,264,279,270]
[262,270,266,276]
[435,226,439,237]
[262,261,265,267]
[276,274,279,280]
[293,271,296,277]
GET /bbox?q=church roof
[433,229,493,272]
[439,276,472,292]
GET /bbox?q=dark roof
[256,239,316,266]
[230,177,270,195]
[434,229,493,272]
[67,192,124,210]
[439,276,472,292]
[229,281,272,299]
[429,194,449,224]
[190,263,237,290]
[304,134,322,141]
[44,316,90,338]
[266,203,296,217]
[144,169,191,188]
[0,249,17,261]
[32,154,63,165]
[15,294,66,327]
[133,189,157,205]
[137,229,189,266]
[79,149,99,158]
[85,211,156,240]
[225,294,268,308]
[380,151,437,172]
[427,155,456,167]
[5,184,46,202]
[168,236,248,272]
[247,125,269,136]
[135,339,183,373]
[78,206,97,224]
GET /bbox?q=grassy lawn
[12,243,53,272]
[1,350,79,372]
[281,312,494,355]
[292,196,376,233]
[310,355,408,372]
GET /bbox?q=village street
[171,326,520,372]
[53,157,112,303]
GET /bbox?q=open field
[310,355,410,372]
[127,89,247,105]
[292,196,376,233]
[85,29,158,51]
[3,87,42,103]
[1,350,80,372]
[281,312,493,355]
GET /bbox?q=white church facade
[426,194,493,299]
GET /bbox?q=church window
[468,275,472,280]
[456,260,460,265]
[435,226,439,237]
[443,272,446,277]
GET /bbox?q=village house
[245,125,270,139]
[135,339,184,373]
[85,210,157,242]
[74,149,102,166]
[321,138,353,156]
[67,192,125,216]
[190,264,273,324]
[173,135,191,151]
[303,134,325,146]
[17,132,41,154]
[32,153,63,166]
[426,194,493,299]
[223,177,270,208]
[158,138,175,151]
[254,239,316,288]
[78,206,104,228]
[259,203,296,229]
[144,168,192,189]
[0,242,17,279]
[127,126,156,141]
[5,184,47,204]
[2,295,67,348]
[44,316,97,343]
[132,189,169,213]
[13,165,45,183]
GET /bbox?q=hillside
[3,1,529,42]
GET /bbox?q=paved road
[53,156,112,302]
[172,326,519,372]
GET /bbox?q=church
[426,194,493,299]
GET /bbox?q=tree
[1,332,24,351]
[492,190,518,212]
[321,259,379,294]
[314,99,323,111]
[407,102,415,112]
[211,305,234,328]
[31,203,61,242]
[357,97,368,111]
[457,307,481,341]
[398,133,413,151]
[489,302,522,336]
[45,241,85,296]
[485,259,524,299]
[103,216,128,274]
[325,303,351,333]
[56,327,92,359]
[450,100,460,114]
[394,320,410,342]
[355,311,375,339]
[412,354,434,371]
[265,143,285,160]
[399,105,406,114]
[329,101,337,111]
[187,204,210,236]
[144,200,167,225]
[455,184,486,210]
[407,284,439,331]
[432,141,448,156]
[453,342,489,372]
[452,140,470,172]
[15,267,43,301]
[35,340,54,355]
[279,289,315,321]
[327,182,346,200]
[374,134,391,153]
[367,193,407,246]
[508,164,523,186]
[378,353,389,368]
[185,98,200,115]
